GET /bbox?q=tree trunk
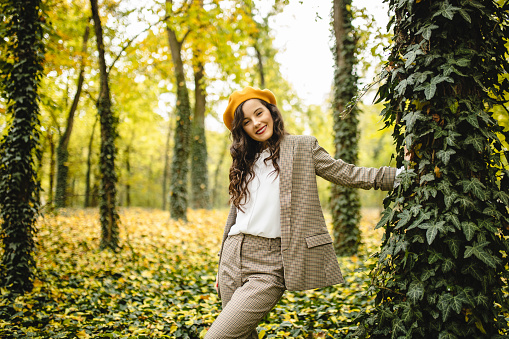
[330,0,361,256]
[90,0,119,250]
[125,144,131,207]
[47,131,56,206]
[84,116,98,208]
[166,0,192,221]
[190,60,210,209]
[162,115,173,211]
[363,1,509,337]
[211,136,229,208]
[0,0,44,294]
[55,22,90,208]
[254,44,265,88]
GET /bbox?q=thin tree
[55,22,90,208]
[165,0,193,221]
[84,115,98,208]
[190,56,210,209]
[0,0,45,294]
[330,0,361,256]
[360,0,509,337]
[90,0,120,250]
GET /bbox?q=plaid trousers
[205,233,286,339]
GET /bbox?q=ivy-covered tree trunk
[84,116,97,208]
[90,0,119,250]
[162,116,173,211]
[0,0,44,294]
[330,0,361,256]
[166,0,192,221]
[362,1,509,338]
[190,60,210,209]
[55,23,89,208]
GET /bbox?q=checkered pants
[205,233,286,339]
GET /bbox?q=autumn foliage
[2,208,396,338]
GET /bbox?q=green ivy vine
[0,0,45,294]
[331,0,362,256]
[357,0,509,338]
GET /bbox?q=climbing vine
[0,0,45,294]
[358,0,509,337]
[330,0,361,256]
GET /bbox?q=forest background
[0,0,412,213]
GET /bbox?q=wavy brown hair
[228,99,287,211]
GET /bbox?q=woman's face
[241,99,274,144]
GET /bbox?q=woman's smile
[256,125,267,134]
[242,99,274,143]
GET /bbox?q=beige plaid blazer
[219,135,397,291]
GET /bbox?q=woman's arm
[311,137,397,191]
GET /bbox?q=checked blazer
[218,135,397,292]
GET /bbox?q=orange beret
[223,86,277,130]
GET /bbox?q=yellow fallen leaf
[76,330,89,339]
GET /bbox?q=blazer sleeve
[311,137,397,191]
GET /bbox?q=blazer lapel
[279,135,294,251]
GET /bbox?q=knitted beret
[223,86,277,130]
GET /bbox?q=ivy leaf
[407,281,424,304]
[464,134,485,152]
[410,204,423,216]
[421,25,439,40]
[461,221,478,241]
[461,178,487,201]
[404,49,424,68]
[445,213,461,230]
[394,238,408,255]
[431,75,454,85]
[396,209,412,230]
[421,221,446,245]
[450,296,464,314]
[408,210,432,230]
[375,208,394,229]
[417,82,437,100]
[395,78,409,96]
[444,191,458,209]
[455,195,475,210]
[398,169,417,190]
[433,2,461,20]
[436,149,456,165]
[415,70,433,84]
[402,111,424,131]
[428,249,443,264]
[477,218,497,233]
[420,172,435,185]
[464,242,497,268]
[493,190,509,205]
[445,238,462,258]
[474,293,489,308]
[445,131,461,147]
[437,293,453,321]
[465,114,479,128]
[441,258,455,273]
[421,267,437,281]
[458,9,472,23]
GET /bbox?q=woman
[205,87,402,339]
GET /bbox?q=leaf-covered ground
[0,208,388,338]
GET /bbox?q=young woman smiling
[205,87,404,339]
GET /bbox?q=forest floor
[0,207,465,338]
